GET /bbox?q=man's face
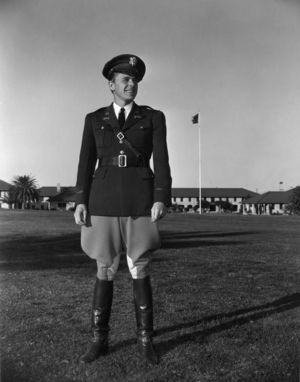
[109,73,138,105]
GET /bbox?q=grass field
[0,210,299,382]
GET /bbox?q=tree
[11,175,40,209]
[194,200,210,213]
[216,200,234,212]
[287,186,300,215]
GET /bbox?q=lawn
[0,210,299,382]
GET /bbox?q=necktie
[118,108,125,129]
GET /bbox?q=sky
[1,0,300,193]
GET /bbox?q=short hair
[108,72,117,82]
[108,74,116,93]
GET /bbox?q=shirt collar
[113,102,133,119]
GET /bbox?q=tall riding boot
[133,276,159,365]
[80,279,113,363]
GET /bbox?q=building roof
[243,189,295,204]
[49,187,77,202]
[38,186,69,197]
[172,188,258,198]
[171,188,199,197]
[0,179,12,191]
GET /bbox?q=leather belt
[99,155,149,168]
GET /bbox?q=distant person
[74,54,172,365]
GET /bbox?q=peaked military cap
[102,54,146,82]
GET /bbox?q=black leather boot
[133,276,159,365]
[80,279,113,363]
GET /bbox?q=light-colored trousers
[81,216,161,280]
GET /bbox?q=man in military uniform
[74,54,172,365]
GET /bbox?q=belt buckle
[118,154,127,167]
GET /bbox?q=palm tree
[11,175,40,209]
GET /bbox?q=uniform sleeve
[152,111,172,206]
[75,114,97,206]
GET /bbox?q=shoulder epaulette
[139,105,154,111]
[94,106,108,114]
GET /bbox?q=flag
[192,113,200,125]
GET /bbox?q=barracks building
[0,179,296,215]
[33,186,300,215]
[171,187,258,213]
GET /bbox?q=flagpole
[198,113,202,214]
[192,112,202,214]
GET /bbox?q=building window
[180,197,183,202]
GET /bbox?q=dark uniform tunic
[75,102,172,216]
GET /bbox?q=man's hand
[74,204,87,225]
[151,202,167,222]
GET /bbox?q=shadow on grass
[0,233,162,272]
[160,230,260,248]
[0,233,91,271]
[157,292,300,355]
[108,293,300,355]
[160,230,260,239]
[0,230,257,271]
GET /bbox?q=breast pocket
[128,123,153,147]
[94,125,113,148]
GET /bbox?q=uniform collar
[113,102,133,120]
[102,102,145,131]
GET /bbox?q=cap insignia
[129,56,137,66]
